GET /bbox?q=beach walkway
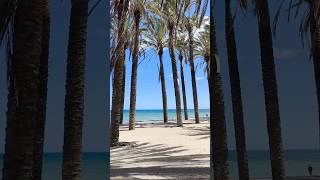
[110,120,210,179]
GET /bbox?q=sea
[122,109,211,123]
[0,150,319,179]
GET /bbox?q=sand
[110,119,210,179]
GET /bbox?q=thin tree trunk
[179,52,188,120]
[110,0,128,146]
[188,30,200,123]
[129,11,141,130]
[210,7,229,179]
[224,0,249,179]
[310,1,320,150]
[119,46,126,125]
[168,24,182,126]
[255,0,285,179]
[2,0,43,179]
[33,0,50,179]
[159,48,169,123]
[62,0,88,179]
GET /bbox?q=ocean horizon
[121,109,211,123]
[0,150,319,179]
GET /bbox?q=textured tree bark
[2,0,43,179]
[255,0,285,179]
[188,30,200,124]
[159,48,169,123]
[33,0,51,179]
[210,5,229,179]
[168,24,182,126]
[110,0,128,146]
[179,52,188,120]
[129,10,141,130]
[224,0,249,179]
[62,0,88,179]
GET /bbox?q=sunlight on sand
[110,120,210,179]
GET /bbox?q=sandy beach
[110,120,210,179]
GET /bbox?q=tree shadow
[110,142,210,179]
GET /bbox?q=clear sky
[0,0,318,153]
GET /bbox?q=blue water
[122,109,210,123]
[0,152,109,180]
[0,150,319,179]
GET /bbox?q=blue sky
[0,0,318,152]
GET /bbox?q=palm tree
[184,15,200,124]
[143,16,169,123]
[194,23,210,85]
[253,0,285,179]
[224,0,249,179]
[128,0,146,130]
[175,33,189,120]
[1,0,44,179]
[33,0,51,179]
[163,0,184,126]
[110,0,129,146]
[210,0,229,179]
[61,0,88,179]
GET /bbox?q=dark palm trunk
[159,48,169,123]
[179,51,188,120]
[33,0,50,179]
[168,23,182,126]
[225,0,249,179]
[62,1,88,179]
[119,45,126,125]
[129,10,141,130]
[255,0,285,179]
[309,1,320,150]
[188,30,200,123]
[210,6,229,179]
[2,0,43,179]
[110,0,128,146]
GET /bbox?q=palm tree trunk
[224,0,249,179]
[168,24,182,126]
[110,0,128,146]
[2,0,43,179]
[62,1,88,179]
[159,48,169,123]
[179,52,188,120]
[129,10,141,130]
[119,46,126,125]
[310,1,320,150]
[188,31,200,124]
[210,7,229,179]
[33,0,50,179]
[255,0,285,179]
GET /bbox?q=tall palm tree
[163,0,184,126]
[33,0,51,179]
[253,0,285,179]
[128,0,146,130]
[143,16,169,123]
[224,0,249,179]
[184,16,200,123]
[110,0,129,146]
[210,1,229,179]
[1,0,43,179]
[175,33,189,120]
[62,0,88,179]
